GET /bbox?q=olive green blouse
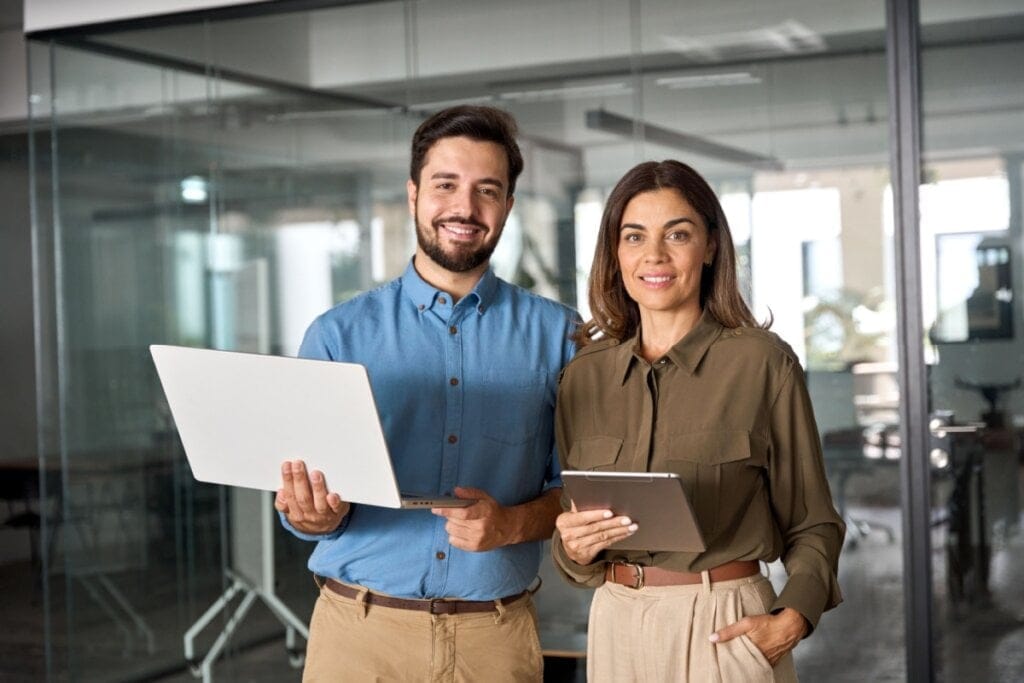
[551,311,845,630]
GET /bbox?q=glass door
[919,5,1024,680]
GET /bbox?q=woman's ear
[704,238,717,266]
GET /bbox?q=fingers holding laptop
[432,486,509,552]
[555,502,637,565]
[275,459,350,534]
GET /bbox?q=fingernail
[620,517,632,525]
[602,511,613,519]
[282,462,290,473]
[708,634,720,643]
[312,471,321,482]
[627,524,638,532]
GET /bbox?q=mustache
[432,216,486,231]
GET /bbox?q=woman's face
[616,188,716,319]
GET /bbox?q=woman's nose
[642,240,668,262]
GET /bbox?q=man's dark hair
[409,105,524,196]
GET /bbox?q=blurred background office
[1,0,1023,680]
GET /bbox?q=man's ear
[407,179,418,218]
[505,193,515,216]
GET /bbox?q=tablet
[561,471,706,552]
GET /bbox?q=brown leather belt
[605,560,760,590]
[322,578,528,615]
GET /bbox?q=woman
[552,160,844,682]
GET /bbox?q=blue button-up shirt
[284,260,579,600]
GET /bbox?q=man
[275,105,579,681]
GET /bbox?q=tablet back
[562,471,706,552]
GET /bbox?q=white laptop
[150,345,470,509]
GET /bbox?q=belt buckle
[429,599,454,615]
[624,562,645,590]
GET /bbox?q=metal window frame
[885,0,935,681]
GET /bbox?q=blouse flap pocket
[568,436,623,470]
[672,430,761,466]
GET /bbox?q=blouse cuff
[770,573,830,635]
[551,531,606,588]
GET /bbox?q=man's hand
[432,486,513,552]
[274,459,349,535]
[555,502,636,566]
[709,607,808,666]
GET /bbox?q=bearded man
[275,105,579,682]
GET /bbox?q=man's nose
[447,187,477,219]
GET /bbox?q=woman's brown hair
[578,159,768,345]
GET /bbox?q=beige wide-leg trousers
[587,573,799,683]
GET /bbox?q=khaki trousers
[302,581,543,683]
[587,573,798,683]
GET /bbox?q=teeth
[443,224,477,236]
[641,276,673,283]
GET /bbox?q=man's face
[407,136,514,274]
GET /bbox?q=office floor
[2,504,1023,682]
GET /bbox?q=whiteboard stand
[183,489,308,682]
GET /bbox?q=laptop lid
[150,345,467,509]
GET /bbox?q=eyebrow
[621,217,697,231]
[429,172,506,189]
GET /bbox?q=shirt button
[448,434,458,444]
[450,377,459,386]
[438,296,447,305]
[449,325,458,335]
[658,359,667,364]
[477,305,484,314]
[436,551,446,560]
[418,304,425,311]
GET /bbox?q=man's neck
[412,249,488,303]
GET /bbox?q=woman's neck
[637,306,702,362]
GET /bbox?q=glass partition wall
[23,0,1019,680]
[918,4,1024,681]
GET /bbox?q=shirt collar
[616,310,725,384]
[400,258,499,314]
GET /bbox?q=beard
[415,215,501,274]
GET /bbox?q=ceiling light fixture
[655,72,762,89]
[500,82,630,102]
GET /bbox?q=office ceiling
[33,0,1024,194]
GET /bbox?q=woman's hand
[555,502,637,565]
[709,607,808,666]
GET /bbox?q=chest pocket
[658,430,768,539]
[566,436,623,471]
[478,368,550,446]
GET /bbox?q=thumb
[710,617,752,644]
